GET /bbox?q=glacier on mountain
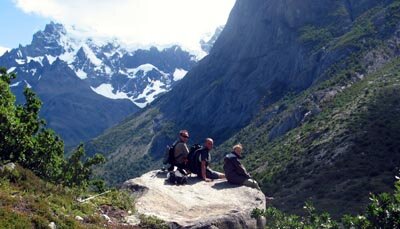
[173,68,187,81]
[90,84,131,101]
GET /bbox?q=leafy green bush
[0,68,105,188]
[63,144,106,188]
[139,215,169,229]
[252,202,339,229]
[253,178,400,228]
[343,178,400,228]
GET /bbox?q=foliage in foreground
[139,215,169,229]
[252,178,400,228]
[0,164,135,228]
[0,67,105,188]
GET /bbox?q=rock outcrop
[122,170,266,228]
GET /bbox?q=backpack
[167,170,187,185]
[162,141,178,165]
[187,144,202,173]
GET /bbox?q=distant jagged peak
[0,21,198,109]
[43,21,67,35]
[200,25,224,54]
[7,21,223,64]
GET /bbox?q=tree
[63,144,106,187]
[0,67,106,187]
[0,67,26,162]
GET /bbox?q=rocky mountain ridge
[0,22,203,145]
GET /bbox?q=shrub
[253,178,400,228]
[0,68,106,189]
[252,202,339,229]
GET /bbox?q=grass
[0,164,136,228]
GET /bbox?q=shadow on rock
[212,181,241,190]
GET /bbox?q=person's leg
[167,164,174,171]
[242,179,261,190]
[176,163,188,175]
[206,168,225,179]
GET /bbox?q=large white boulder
[122,170,266,228]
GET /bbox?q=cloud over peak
[13,0,235,52]
[0,46,10,56]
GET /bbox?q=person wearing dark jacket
[197,138,225,182]
[223,144,260,189]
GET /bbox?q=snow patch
[46,55,57,64]
[124,64,168,79]
[27,56,44,66]
[82,44,102,66]
[15,59,25,65]
[7,67,16,73]
[91,83,131,101]
[134,80,168,108]
[59,50,75,64]
[173,68,188,81]
[75,69,88,79]
[126,64,155,77]
[104,66,112,75]
[10,81,21,87]
[24,80,32,88]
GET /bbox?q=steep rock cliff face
[209,1,400,217]
[88,0,395,186]
[159,0,390,141]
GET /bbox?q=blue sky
[0,0,50,48]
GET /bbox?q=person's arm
[234,159,251,178]
[183,144,189,163]
[201,161,211,182]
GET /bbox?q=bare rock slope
[122,170,266,228]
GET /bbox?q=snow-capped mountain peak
[2,22,198,108]
[0,22,222,146]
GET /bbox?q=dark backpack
[162,142,178,165]
[167,170,187,185]
[187,144,202,173]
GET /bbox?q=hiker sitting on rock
[168,130,190,172]
[223,144,260,190]
[196,138,225,182]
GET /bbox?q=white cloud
[0,46,10,56]
[13,0,235,53]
